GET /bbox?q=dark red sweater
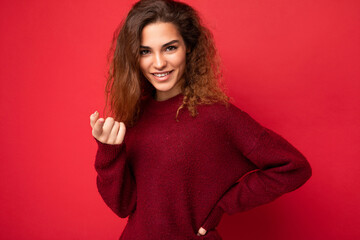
[94,93,312,240]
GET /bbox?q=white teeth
[153,71,170,77]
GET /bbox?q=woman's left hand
[197,227,207,236]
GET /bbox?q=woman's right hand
[90,111,126,145]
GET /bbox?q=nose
[153,52,166,69]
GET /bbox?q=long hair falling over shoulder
[103,0,230,127]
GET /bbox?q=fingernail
[94,111,98,115]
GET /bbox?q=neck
[155,90,181,101]
[154,78,185,101]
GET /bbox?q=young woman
[89,0,312,239]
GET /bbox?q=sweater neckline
[145,92,184,115]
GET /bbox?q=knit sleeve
[201,106,312,231]
[94,137,137,219]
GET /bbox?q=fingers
[90,111,126,144]
[197,227,207,236]
[92,117,105,139]
[90,111,99,128]
[107,121,126,144]
[108,121,120,144]
[116,122,126,144]
[98,117,114,142]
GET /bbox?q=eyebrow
[140,40,179,49]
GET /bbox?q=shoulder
[197,101,265,138]
[196,101,268,155]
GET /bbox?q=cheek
[139,59,149,73]
[170,53,186,69]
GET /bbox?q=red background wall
[0,0,359,239]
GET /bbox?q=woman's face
[139,22,187,101]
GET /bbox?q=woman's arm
[94,138,137,218]
[201,106,312,231]
[90,111,137,218]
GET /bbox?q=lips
[152,70,173,77]
[151,70,174,81]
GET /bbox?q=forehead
[140,22,183,46]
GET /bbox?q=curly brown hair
[104,0,230,127]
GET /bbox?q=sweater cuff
[94,137,125,168]
[201,205,225,231]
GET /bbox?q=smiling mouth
[152,70,173,77]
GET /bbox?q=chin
[148,79,175,91]
[153,85,176,92]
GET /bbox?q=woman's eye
[140,49,150,55]
[166,46,177,51]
